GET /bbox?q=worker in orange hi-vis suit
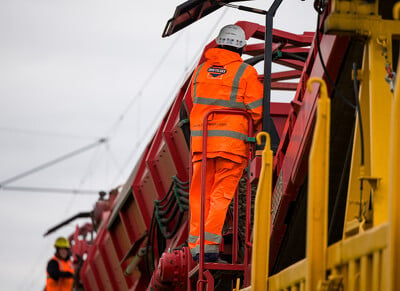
[188,24,263,262]
[46,237,75,291]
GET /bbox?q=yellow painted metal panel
[326,223,388,268]
[268,259,306,290]
[388,56,400,291]
[343,45,372,237]
[368,34,393,225]
[330,0,378,16]
[327,0,398,233]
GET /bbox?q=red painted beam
[271,82,298,91]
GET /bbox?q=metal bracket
[358,175,381,190]
[318,274,344,291]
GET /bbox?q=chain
[377,37,396,92]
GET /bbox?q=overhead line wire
[104,32,184,139]
[2,186,99,195]
[0,126,100,140]
[111,7,229,185]
[0,138,107,188]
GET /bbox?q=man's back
[190,47,263,159]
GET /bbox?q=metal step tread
[189,263,245,278]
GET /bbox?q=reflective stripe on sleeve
[230,63,249,102]
[246,98,263,110]
[193,63,204,99]
[191,130,248,141]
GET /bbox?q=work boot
[192,253,228,263]
[205,253,227,264]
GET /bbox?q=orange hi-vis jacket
[46,256,74,291]
[190,47,263,160]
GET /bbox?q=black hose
[273,51,308,62]
[315,14,356,110]
[352,63,366,221]
[157,210,185,239]
[173,176,189,189]
[157,203,179,225]
[156,194,176,215]
[352,63,365,166]
[328,122,355,244]
[145,211,156,279]
[155,182,174,204]
[175,187,189,198]
[178,195,189,206]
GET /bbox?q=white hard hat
[216,24,246,48]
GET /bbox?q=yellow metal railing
[305,78,331,291]
[394,2,400,19]
[262,68,400,289]
[242,78,331,291]
[251,132,273,291]
[240,2,400,289]
[326,223,388,290]
[241,76,400,291]
[267,223,390,291]
[268,259,306,290]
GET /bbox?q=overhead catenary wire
[1,186,100,195]
[103,32,184,140]
[0,138,107,188]
[101,7,229,187]
[0,126,101,140]
[110,7,229,185]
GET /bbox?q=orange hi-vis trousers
[188,156,247,257]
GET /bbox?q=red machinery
[55,0,366,289]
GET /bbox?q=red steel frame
[78,21,323,291]
[268,33,351,269]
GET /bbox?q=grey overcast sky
[0,1,316,290]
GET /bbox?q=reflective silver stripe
[193,63,204,98]
[193,96,246,109]
[188,234,198,244]
[190,244,220,256]
[246,98,263,110]
[205,232,222,244]
[191,130,248,141]
[230,63,249,102]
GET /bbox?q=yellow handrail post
[388,57,400,290]
[305,78,331,291]
[393,2,400,20]
[251,132,273,291]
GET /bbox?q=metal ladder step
[189,263,245,279]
